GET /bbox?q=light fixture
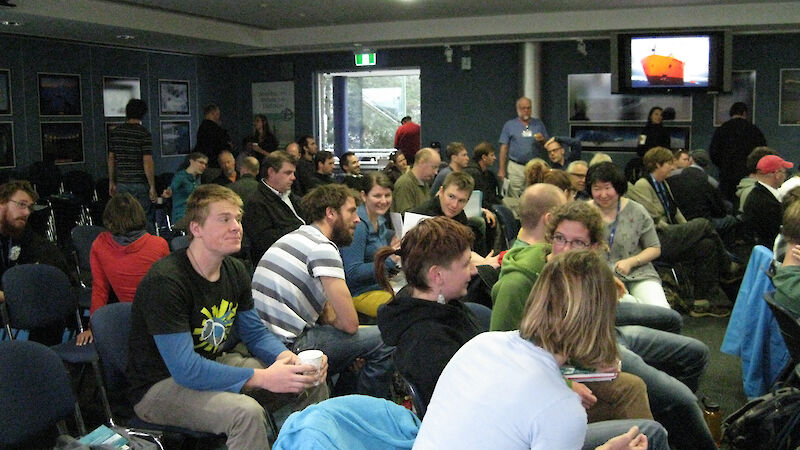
[1,20,22,26]
[116,34,136,40]
[444,45,453,63]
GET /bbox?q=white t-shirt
[414,331,586,450]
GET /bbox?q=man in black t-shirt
[128,184,327,447]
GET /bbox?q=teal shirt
[170,170,200,222]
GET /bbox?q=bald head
[285,142,300,159]
[519,183,568,230]
[238,156,260,177]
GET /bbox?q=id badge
[521,129,533,138]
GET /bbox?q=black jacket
[242,182,304,266]
[668,166,727,221]
[709,117,766,199]
[743,182,782,248]
[463,161,502,208]
[637,124,672,157]
[377,296,481,407]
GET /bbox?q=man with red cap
[743,155,794,248]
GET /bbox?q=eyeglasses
[551,233,591,249]
[568,172,587,178]
[8,199,34,211]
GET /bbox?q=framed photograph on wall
[38,73,82,116]
[160,120,191,157]
[0,70,11,115]
[714,70,756,127]
[103,77,141,117]
[0,122,16,168]
[567,73,693,123]
[41,122,84,164]
[780,69,800,126]
[159,80,190,115]
[105,121,124,153]
[570,124,691,153]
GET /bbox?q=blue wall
[1,33,798,183]
[233,44,520,155]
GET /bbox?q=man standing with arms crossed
[498,96,548,197]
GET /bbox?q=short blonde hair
[643,147,674,173]
[185,184,243,240]
[519,250,619,369]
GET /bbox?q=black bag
[722,387,800,449]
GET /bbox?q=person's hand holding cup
[297,349,326,386]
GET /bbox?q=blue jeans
[117,182,153,224]
[583,419,668,450]
[617,325,716,450]
[292,324,394,399]
[616,301,683,334]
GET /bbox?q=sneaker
[689,300,731,318]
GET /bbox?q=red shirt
[394,121,421,160]
[89,232,169,314]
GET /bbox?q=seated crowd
[6,122,800,449]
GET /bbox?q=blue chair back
[71,225,105,271]
[90,302,132,394]
[492,204,519,248]
[0,340,77,447]
[2,264,75,331]
[170,234,190,252]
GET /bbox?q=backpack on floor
[722,386,800,449]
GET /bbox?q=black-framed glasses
[551,233,591,249]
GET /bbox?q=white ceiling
[0,0,799,56]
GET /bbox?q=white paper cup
[298,349,324,384]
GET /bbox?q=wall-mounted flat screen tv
[611,30,731,94]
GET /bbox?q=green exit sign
[355,53,376,66]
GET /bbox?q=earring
[437,291,446,304]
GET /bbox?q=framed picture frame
[567,73,693,123]
[40,122,84,164]
[0,70,11,115]
[570,124,691,153]
[105,121,124,153]
[0,122,16,168]
[160,120,191,157]
[714,70,756,127]
[103,77,141,117]
[38,73,82,116]
[159,79,190,115]
[779,69,800,126]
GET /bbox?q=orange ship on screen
[641,54,685,85]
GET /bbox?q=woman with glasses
[415,250,657,450]
[587,162,669,309]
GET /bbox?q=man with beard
[252,184,394,398]
[0,180,71,344]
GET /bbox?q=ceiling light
[116,34,136,40]
[1,20,22,26]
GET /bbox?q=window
[316,69,420,155]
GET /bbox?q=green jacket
[489,243,550,331]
